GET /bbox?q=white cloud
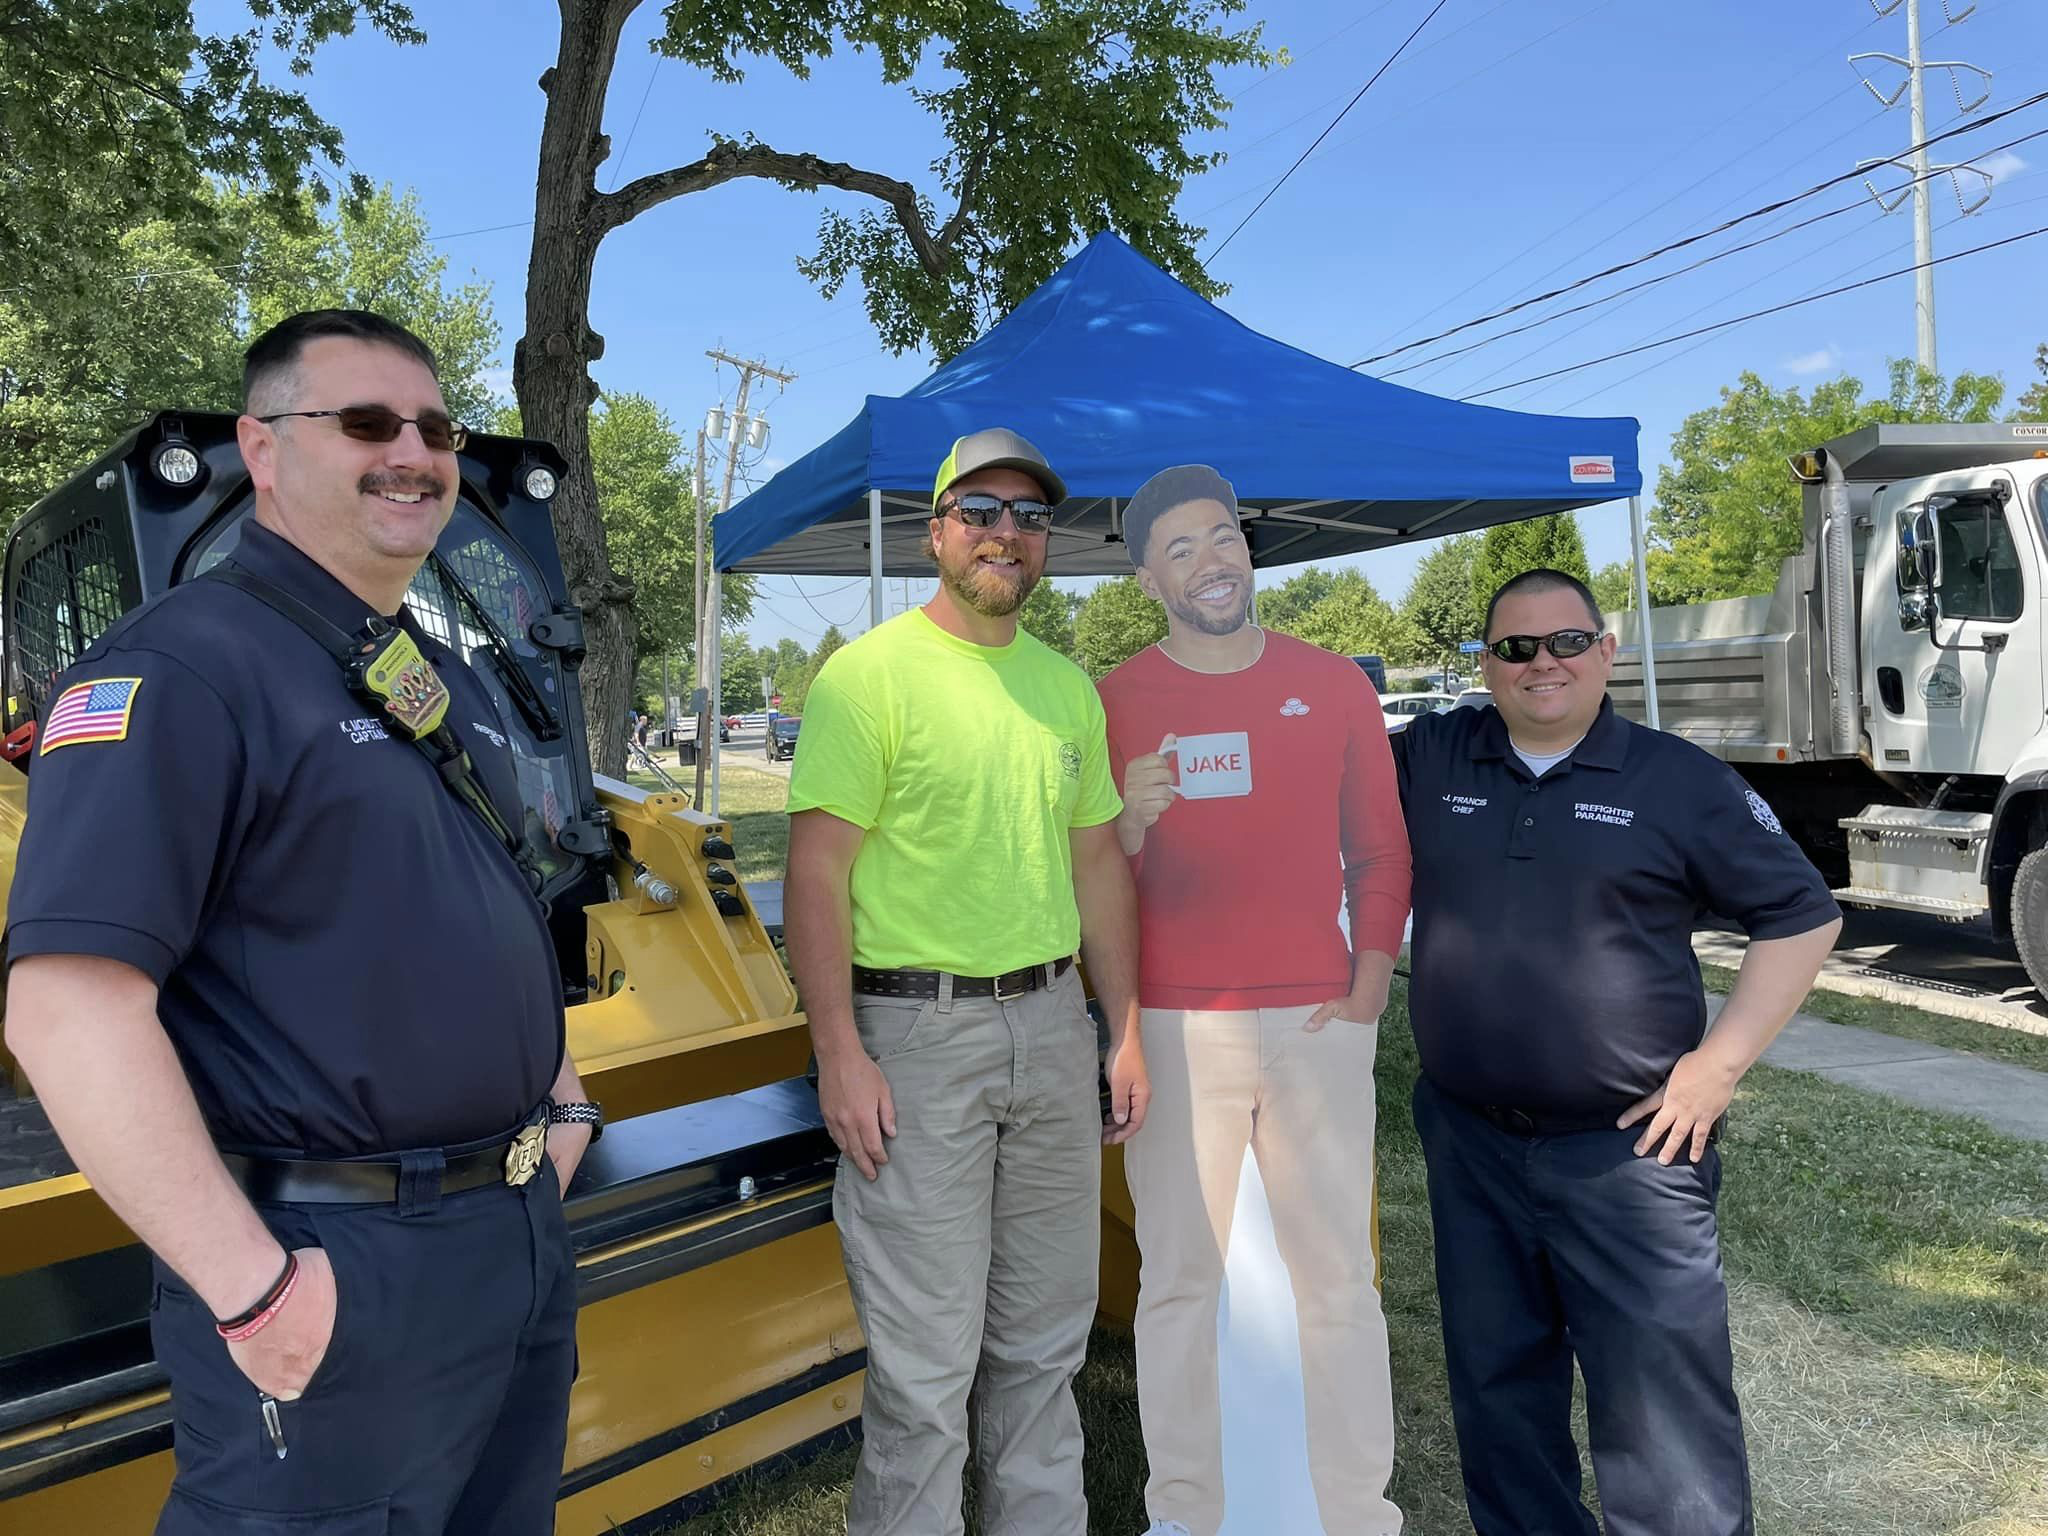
[1783,346,1839,377]
[481,365,515,398]
[1977,150,2027,186]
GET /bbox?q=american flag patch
[39,678,143,755]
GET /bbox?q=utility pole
[695,350,795,812]
[1852,0,1993,378]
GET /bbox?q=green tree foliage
[1468,514,1591,615]
[719,642,765,713]
[1074,577,1168,678]
[517,0,1268,775]
[0,1,421,323]
[1265,568,1426,663]
[1649,362,2003,604]
[2013,343,2046,421]
[1589,561,1635,617]
[1019,581,1081,659]
[773,625,851,716]
[1255,566,1337,631]
[1,186,501,520]
[1399,534,1484,666]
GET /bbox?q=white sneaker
[1141,1523,1192,1536]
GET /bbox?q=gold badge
[504,1121,548,1187]
[359,629,450,739]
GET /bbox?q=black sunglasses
[1487,628,1604,663]
[258,405,470,453]
[940,493,1055,534]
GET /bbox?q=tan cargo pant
[1125,1005,1400,1536]
[836,964,1101,1536]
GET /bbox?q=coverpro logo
[1568,455,1617,484]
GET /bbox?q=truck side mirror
[1911,507,1940,588]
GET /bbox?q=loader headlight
[152,443,202,487]
[523,465,558,502]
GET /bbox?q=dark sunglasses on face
[1488,628,1604,663]
[258,405,470,453]
[940,493,1055,534]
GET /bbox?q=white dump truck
[1609,423,2048,991]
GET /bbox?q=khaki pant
[836,965,1101,1536]
[1125,1006,1401,1536]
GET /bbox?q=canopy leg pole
[869,488,885,631]
[707,567,722,815]
[1628,493,1661,731]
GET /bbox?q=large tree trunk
[516,0,636,780]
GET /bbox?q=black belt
[220,1106,552,1205]
[1473,1101,1724,1145]
[853,955,1073,1002]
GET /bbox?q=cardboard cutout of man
[1097,465,1412,1536]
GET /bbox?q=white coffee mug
[1167,731,1254,799]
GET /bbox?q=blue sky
[214,0,2048,648]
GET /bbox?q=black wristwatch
[548,1100,604,1142]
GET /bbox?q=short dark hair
[1483,567,1603,639]
[1124,464,1239,567]
[243,309,441,413]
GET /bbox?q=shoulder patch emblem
[39,677,142,754]
[1059,741,1082,780]
[1280,697,1311,716]
[1745,789,1783,835]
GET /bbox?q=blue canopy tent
[705,234,1661,776]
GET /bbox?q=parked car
[1450,687,1493,712]
[766,715,801,761]
[1382,692,1458,732]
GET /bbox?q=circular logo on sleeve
[1746,789,1783,835]
[1059,741,1082,780]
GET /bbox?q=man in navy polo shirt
[4,311,593,1534]
[1393,567,1840,1536]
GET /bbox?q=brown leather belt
[220,1105,551,1204]
[853,955,1073,1002]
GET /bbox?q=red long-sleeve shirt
[1098,633,1412,1010]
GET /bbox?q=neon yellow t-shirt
[787,608,1122,975]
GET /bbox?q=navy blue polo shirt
[1393,697,1838,1119]
[5,520,563,1158]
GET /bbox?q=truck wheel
[2009,846,2048,1000]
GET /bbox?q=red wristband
[216,1254,300,1343]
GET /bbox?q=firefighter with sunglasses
[5,310,588,1533]
[1390,567,1839,1536]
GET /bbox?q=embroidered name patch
[1442,794,1488,815]
[1574,801,1635,827]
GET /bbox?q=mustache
[970,539,1026,564]
[360,471,448,499]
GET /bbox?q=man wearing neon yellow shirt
[785,428,1147,1536]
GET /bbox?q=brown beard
[938,536,1039,618]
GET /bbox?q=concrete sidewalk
[1722,996,2048,1144]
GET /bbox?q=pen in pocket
[259,1392,288,1460]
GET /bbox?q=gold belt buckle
[504,1120,548,1187]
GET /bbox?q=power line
[1381,124,2048,380]
[1457,220,2048,401]
[1352,10,1893,359]
[606,55,663,193]
[1427,77,2045,398]
[1204,0,1453,266]
[1356,85,2048,371]
[1531,180,2048,416]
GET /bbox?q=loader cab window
[1930,496,2023,622]
[5,516,132,723]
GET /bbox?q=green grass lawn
[1700,960,2048,1074]
[664,978,2048,1535]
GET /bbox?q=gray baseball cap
[932,428,1068,509]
